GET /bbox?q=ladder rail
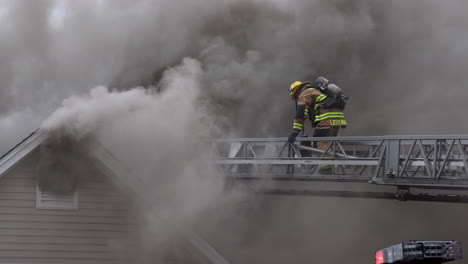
[208,136,468,189]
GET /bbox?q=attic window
[36,141,79,210]
[36,184,78,210]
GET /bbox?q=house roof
[0,128,126,182]
[0,129,47,178]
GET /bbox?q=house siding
[0,149,139,264]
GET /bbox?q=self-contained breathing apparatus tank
[314,77,348,110]
[321,83,348,110]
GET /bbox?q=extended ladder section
[208,135,468,202]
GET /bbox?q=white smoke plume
[41,57,216,215]
[42,58,204,139]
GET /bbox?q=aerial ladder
[208,135,468,203]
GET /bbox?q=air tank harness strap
[314,94,327,110]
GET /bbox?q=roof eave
[0,130,47,178]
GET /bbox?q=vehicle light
[375,249,384,264]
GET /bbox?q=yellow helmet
[289,81,310,100]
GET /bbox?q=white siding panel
[0,243,112,252]
[0,258,118,264]
[0,214,136,224]
[0,192,35,200]
[0,200,35,207]
[1,178,36,186]
[79,202,129,210]
[79,188,123,197]
[0,228,134,238]
[0,150,139,263]
[3,171,35,179]
[0,185,35,193]
[80,194,127,203]
[0,250,117,259]
[0,221,134,231]
[79,182,118,189]
[0,207,132,217]
[0,236,109,244]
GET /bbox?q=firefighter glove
[288,130,300,143]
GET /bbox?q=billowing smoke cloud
[41,58,235,262]
[3,0,468,150]
[42,58,217,218]
[191,0,468,137]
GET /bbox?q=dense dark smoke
[110,0,468,137]
[2,0,468,263]
[3,0,468,149]
[193,0,468,137]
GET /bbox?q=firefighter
[288,77,347,175]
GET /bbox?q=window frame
[36,183,79,210]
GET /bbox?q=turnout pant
[313,126,339,169]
